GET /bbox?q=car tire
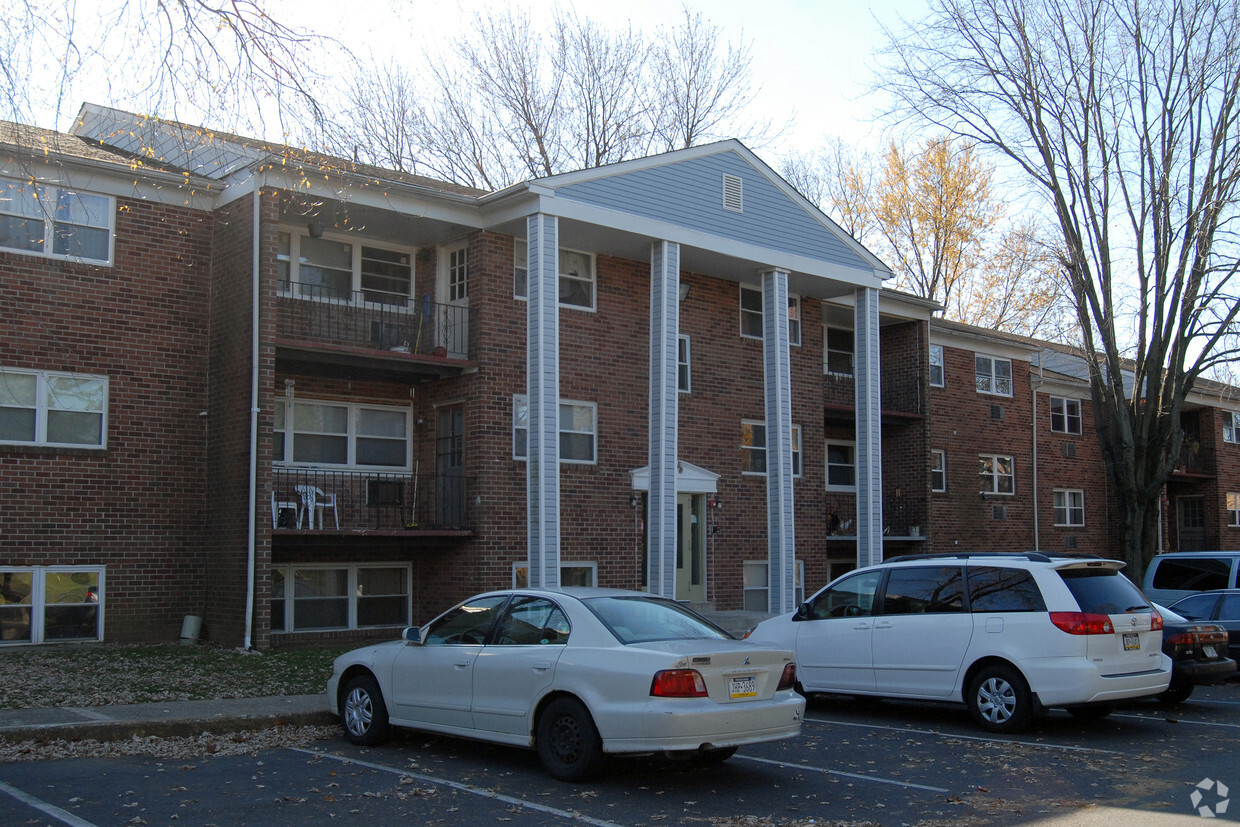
[1158,681,1194,704]
[966,664,1033,733]
[536,697,605,782]
[1066,702,1114,720]
[341,674,390,747]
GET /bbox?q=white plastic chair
[271,491,301,529]
[295,484,338,529]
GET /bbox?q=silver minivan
[1142,552,1240,605]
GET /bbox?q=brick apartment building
[2,104,1238,648]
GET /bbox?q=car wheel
[1066,702,1114,720]
[1158,681,1194,704]
[691,746,739,765]
[341,674,390,747]
[966,664,1032,733]
[536,697,605,782]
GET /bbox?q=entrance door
[436,405,465,528]
[675,493,706,603]
[438,244,469,358]
[1177,496,1206,551]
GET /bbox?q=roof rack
[883,551,1109,564]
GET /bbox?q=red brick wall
[0,195,212,642]
[1033,390,1117,556]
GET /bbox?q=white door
[438,243,469,358]
[793,569,882,693]
[675,494,707,603]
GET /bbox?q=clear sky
[266,0,930,160]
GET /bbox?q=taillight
[650,669,708,698]
[777,663,797,691]
[1150,609,1164,631]
[1164,631,1194,646]
[1050,612,1115,635]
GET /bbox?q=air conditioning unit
[990,405,1005,420]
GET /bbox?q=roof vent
[723,173,743,213]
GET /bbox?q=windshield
[582,596,733,644]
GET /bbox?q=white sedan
[326,587,804,781]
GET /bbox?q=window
[805,569,882,619]
[277,229,413,305]
[513,396,597,463]
[271,564,410,633]
[743,560,804,612]
[0,178,113,264]
[0,369,107,448]
[882,567,965,614]
[1053,489,1085,526]
[739,286,801,345]
[512,241,596,310]
[825,440,856,490]
[824,326,854,376]
[1228,493,1240,527]
[274,400,410,469]
[929,344,945,387]
[975,355,1013,396]
[494,596,571,645]
[966,567,1046,612]
[424,594,509,644]
[979,454,1015,495]
[0,566,103,645]
[678,335,691,393]
[445,244,468,302]
[1050,397,1082,434]
[931,449,947,492]
[1225,412,1240,444]
[741,420,802,476]
[513,563,597,588]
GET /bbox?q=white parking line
[736,754,949,792]
[293,748,625,827]
[803,716,1122,755]
[0,779,99,827]
[1114,712,1240,730]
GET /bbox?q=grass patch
[0,643,354,709]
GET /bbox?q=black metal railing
[824,493,926,539]
[271,468,475,531]
[276,285,474,360]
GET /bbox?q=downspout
[1031,354,1043,552]
[243,175,261,650]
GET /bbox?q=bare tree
[781,139,877,244]
[879,0,1240,577]
[1,0,336,134]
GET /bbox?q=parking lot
[4,682,1238,826]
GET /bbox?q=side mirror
[402,626,423,644]
[794,602,813,621]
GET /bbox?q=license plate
[1204,645,1218,658]
[729,676,757,699]
[1123,632,1140,651]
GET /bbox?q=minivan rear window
[1151,558,1232,591]
[1060,568,1149,614]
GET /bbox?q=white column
[647,240,681,598]
[526,214,560,587]
[761,269,798,613]
[855,286,883,568]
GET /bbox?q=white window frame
[929,345,945,387]
[742,560,804,612]
[678,335,691,393]
[512,240,597,311]
[931,449,947,492]
[741,420,803,477]
[274,399,412,470]
[1053,489,1086,527]
[1050,396,1083,434]
[1224,411,1240,444]
[1227,493,1239,528]
[0,178,114,265]
[277,227,415,306]
[979,453,1015,495]
[739,286,801,345]
[824,325,854,377]
[513,395,598,464]
[825,439,857,491]
[271,563,412,633]
[0,565,105,645]
[512,562,597,588]
[0,368,108,449]
[975,354,1014,397]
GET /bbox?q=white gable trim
[630,461,720,493]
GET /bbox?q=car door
[871,566,973,697]
[471,596,571,737]
[390,594,508,729]
[793,569,883,693]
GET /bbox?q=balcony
[271,468,475,535]
[275,287,475,374]
[824,493,927,543]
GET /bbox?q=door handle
[874,621,894,630]
[533,661,552,671]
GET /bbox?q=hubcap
[977,677,1016,724]
[344,687,373,736]
[550,713,583,763]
